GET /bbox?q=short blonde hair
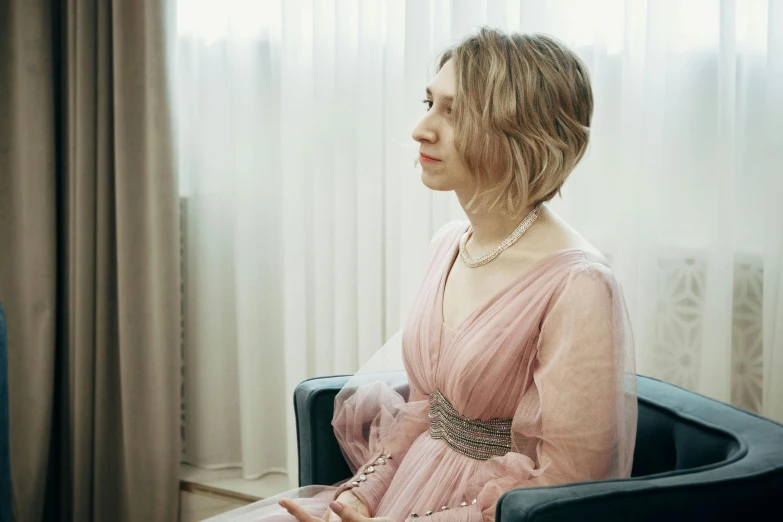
[439,28,593,215]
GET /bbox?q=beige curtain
[0,0,181,521]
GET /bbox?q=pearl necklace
[459,204,542,268]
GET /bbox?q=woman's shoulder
[525,206,614,277]
[545,249,623,314]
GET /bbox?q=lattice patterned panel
[645,253,764,413]
[731,256,764,413]
[651,257,705,391]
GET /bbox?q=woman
[211,28,636,522]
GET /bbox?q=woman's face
[412,60,474,193]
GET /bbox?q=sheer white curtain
[174,0,783,486]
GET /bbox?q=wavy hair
[439,28,593,215]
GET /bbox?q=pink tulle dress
[209,221,637,522]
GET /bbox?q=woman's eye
[422,99,433,111]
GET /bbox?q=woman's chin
[420,170,456,192]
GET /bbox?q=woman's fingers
[328,501,370,522]
[320,505,342,522]
[276,498,368,522]
[278,498,321,522]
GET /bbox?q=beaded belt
[428,388,512,460]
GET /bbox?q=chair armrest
[497,465,783,522]
[294,374,353,488]
[498,376,783,522]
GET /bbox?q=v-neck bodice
[402,220,611,420]
[439,224,605,333]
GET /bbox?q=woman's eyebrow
[425,87,454,103]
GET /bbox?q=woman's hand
[322,491,370,522]
[279,498,394,522]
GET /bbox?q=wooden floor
[180,490,251,521]
[178,464,291,521]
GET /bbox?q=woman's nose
[412,116,436,144]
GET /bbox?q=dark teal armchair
[294,374,783,521]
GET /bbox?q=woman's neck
[457,192,539,252]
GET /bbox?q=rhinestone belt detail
[428,388,512,460]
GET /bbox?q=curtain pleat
[0,0,181,520]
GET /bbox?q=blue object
[294,373,783,521]
[0,302,12,522]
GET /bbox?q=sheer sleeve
[330,221,466,515]
[331,383,431,514]
[410,261,637,522]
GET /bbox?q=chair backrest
[0,302,13,522]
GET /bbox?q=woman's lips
[419,152,441,163]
